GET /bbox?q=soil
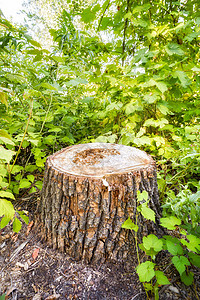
[0,193,200,300]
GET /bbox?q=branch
[97,0,111,32]
[122,0,130,66]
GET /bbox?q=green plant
[122,191,200,299]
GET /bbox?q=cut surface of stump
[38,143,162,263]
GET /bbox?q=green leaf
[136,261,155,282]
[143,234,163,252]
[0,191,15,200]
[140,204,156,222]
[0,216,10,228]
[19,179,32,189]
[29,39,41,48]
[95,136,108,143]
[139,243,158,258]
[165,43,184,56]
[173,71,191,88]
[13,217,22,233]
[164,236,183,255]
[81,4,101,23]
[35,180,43,190]
[0,199,15,218]
[18,211,29,224]
[11,165,24,174]
[0,136,15,146]
[180,271,194,286]
[188,253,200,268]
[40,82,58,91]
[66,78,88,87]
[0,92,8,107]
[155,81,168,93]
[27,175,35,183]
[181,235,200,252]
[122,217,138,232]
[172,256,190,275]
[155,271,170,285]
[0,146,15,163]
[160,216,181,230]
[137,190,148,202]
[0,129,12,140]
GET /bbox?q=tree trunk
[37,143,162,263]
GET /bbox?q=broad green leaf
[155,81,168,93]
[66,78,88,87]
[155,271,170,285]
[81,4,100,23]
[136,261,155,282]
[143,234,163,252]
[27,175,35,183]
[157,104,170,115]
[165,239,183,255]
[0,191,15,200]
[0,199,15,218]
[125,103,137,115]
[13,217,22,233]
[137,190,148,202]
[165,43,184,56]
[19,179,32,189]
[0,92,8,107]
[139,243,158,258]
[11,165,24,174]
[0,136,15,146]
[95,136,108,143]
[160,216,181,230]
[184,31,199,42]
[172,256,190,275]
[181,235,200,252]
[0,216,10,228]
[29,39,41,48]
[188,253,200,268]
[143,93,159,104]
[40,82,58,91]
[140,205,155,222]
[122,217,138,232]
[107,134,117,143]
[0,146,15,163]
[35,180,43,190]
[18,211,29,224]
[132,4,151,13]
[0,130,12,140]
[6,74,26,83]
[180,271,194,286]
[173,71,191,88]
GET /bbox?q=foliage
[122,191,200,299]
[0,0,199,274]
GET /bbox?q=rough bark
[37,143,162,263]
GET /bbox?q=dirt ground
[0,195,200,300]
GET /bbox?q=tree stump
[37,143,162,263]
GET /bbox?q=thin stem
[40,93,53,134]
[97,0,111,32]
[122,0,130,66]
[8,98,33,187]
[134,213,140,265]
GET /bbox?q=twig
[97,0,110,32]
[130,292,145,300]
[122,0,130,66]
[0,239,30,274]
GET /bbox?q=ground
[0,194,199,300]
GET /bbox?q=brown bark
[36,143,162,263]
